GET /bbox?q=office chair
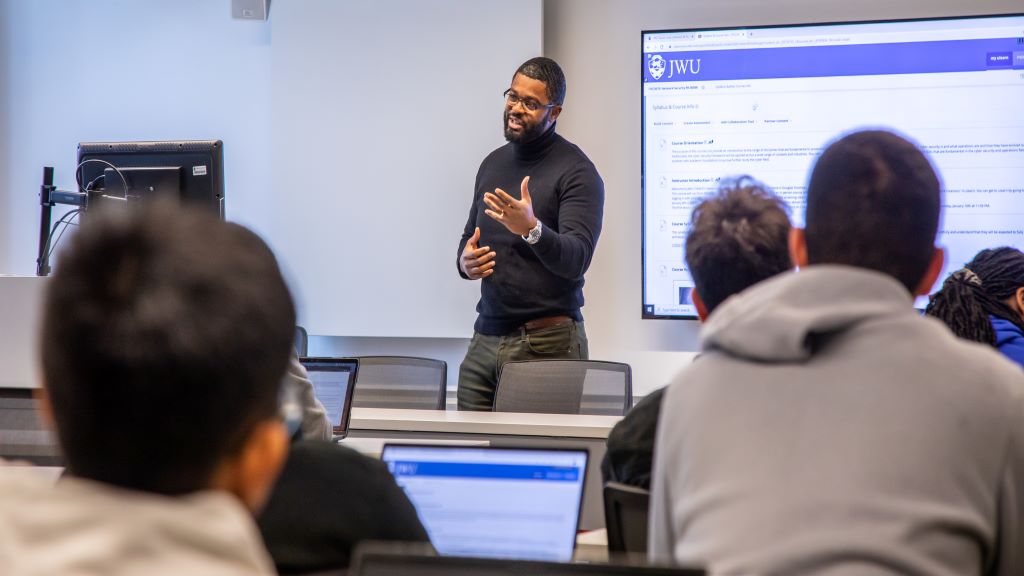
[494,360,632,416]
[351,356,447,410]
[0,387,61,465]
[604,481,651,554]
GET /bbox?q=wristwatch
[523,219,543,245]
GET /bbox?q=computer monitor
[381,444,589,562]
[641,13,1024,319]
[77,140,224,217]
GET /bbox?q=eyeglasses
[503,88,557,113]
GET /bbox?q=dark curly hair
[925,247,1024,345]
[685,177,792,313]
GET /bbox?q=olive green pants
[456,321,589,411]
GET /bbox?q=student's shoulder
[917,316,1024,426]
[919,315,1024,385]
[291,441,397,486]
[0,461,53,500]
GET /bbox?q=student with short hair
[602,179,792,489]
[926,246,1024,369]
[649,130,1024,575]
[0,202,295,575]
[257,439,430,574]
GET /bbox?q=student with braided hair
[926,246,1024,368]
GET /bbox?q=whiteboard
[268,0,543,337]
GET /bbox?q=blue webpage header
[643,38,1024,83]
[389,461,581,482]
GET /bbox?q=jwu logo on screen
[648,54,667,79]
[647,53,702,80]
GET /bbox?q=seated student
[262,354,430,574]
[649,130,1024,575]
[284,353,334,441]
[925,247,1024,369]
[601,179,792,489]
[257,440,430,574]
[0,202,294,575]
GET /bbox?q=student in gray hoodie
[0,202,295,575]
[649,130,1024,576]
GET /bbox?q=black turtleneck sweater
[457,125,604,335]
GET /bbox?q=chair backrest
[603,481,650,554]
[494,360,632,416]
[0,387,61,465]
[294,325,309,358]
[352,356,447,410]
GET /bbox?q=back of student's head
[685,178,792,313]
[804,130,940,293]
[41,202,296,496]
[925,247,1024,344]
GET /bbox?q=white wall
[0,2,10,273]
[268,0,542,339]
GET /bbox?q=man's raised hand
[483,176,538,237]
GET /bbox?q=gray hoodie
[650,266,1024,576]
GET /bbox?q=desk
[349,408,619,437]
[348,408,621,531]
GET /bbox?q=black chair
[351,356,447,410]
[604,481,651,554]
[494,360,633,416]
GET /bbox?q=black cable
[47,212,80,260]
[85,174,105,192]
[75,158,129,199]
[41,209,81,261]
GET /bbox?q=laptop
[299,357,358,439]
[351,542,706,575]
[381,444,589,562]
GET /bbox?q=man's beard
[504,109,548,143]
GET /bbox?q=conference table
[344,408,622,531]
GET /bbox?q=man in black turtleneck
[455,57,604,411]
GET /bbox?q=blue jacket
[992,315,1024,369]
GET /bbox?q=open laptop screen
[381,444,588,562]
[300,357,358,437]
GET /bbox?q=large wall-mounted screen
[642,14,1024,319]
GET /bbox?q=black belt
[519,315,573,333]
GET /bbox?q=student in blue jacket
[927,246,1024,369]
